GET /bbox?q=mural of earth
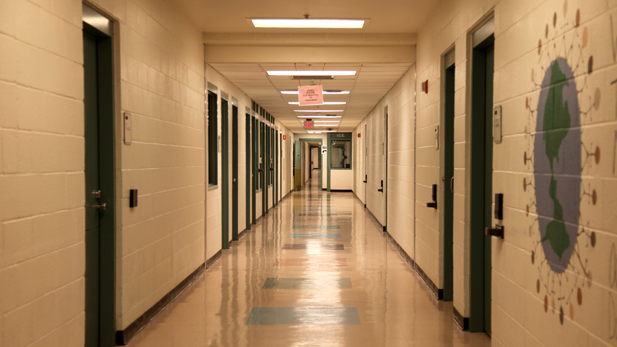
[534,57,581,273]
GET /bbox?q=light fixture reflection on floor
[252,19,365,29]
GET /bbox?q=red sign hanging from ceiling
[298,85,323,106]
[304,120,314,128]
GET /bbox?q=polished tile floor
[126,173,492,346]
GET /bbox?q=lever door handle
[485,225,504,239]
[426,202,437,209]
[94,203,107,211]
[233,178,237,183]
[363,181,367,183]
[377,188,383,192]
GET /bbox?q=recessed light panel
[294,110,344,113]
[281,90,350,95]
[252,19,365,29]
[268,70,356,76]
[288,102,346,105]
[297,115,342,119]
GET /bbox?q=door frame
[232,100,239,241]
[82,4,116,346]
[441,47,456,301]
[246,109,252,230]
[221,93,230,249]
[467,16,495,334]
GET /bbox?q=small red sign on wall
[358,133,361,138]
[283,135,287,140]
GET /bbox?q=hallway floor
[126,175,492,346]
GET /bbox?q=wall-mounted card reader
[426,184,437,209]
[130,189,138,208]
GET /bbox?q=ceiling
[174,0,435,133]
[176,0,439,34]
[209,63,413,132]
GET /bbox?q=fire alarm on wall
[358,133,361,138]
[421,80,429,94]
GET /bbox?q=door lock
[233,178,237,183]
[94,203,107,211]
[92,190,101,199]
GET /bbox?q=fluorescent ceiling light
[297,115,341,119]
[314,124,339,127]
[308,130,337,133]
[281,90,350,95]
[288,101,346,105]
[252,19,365,29]
[294,110,344,113]
[268,70,356,76]
[314,121,340,124]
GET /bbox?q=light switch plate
[435,125,439,150]
[124,112,132,145]
[494,105,502,144]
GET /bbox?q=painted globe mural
[534,57,581,273]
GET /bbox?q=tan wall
[0,0,86,345]
[352,67,416,255]
[0,0,207,342]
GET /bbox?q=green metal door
[221,98,229,249]
[232,104,239,241]
[252,117,257,223]
[469,29,494,334]
[443,59,455,301]
[246,113,251,230]
[83,19,115,347]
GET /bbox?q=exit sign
[304,120,314,128]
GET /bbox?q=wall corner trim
[115,263,206,345]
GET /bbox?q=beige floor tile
[126,173,491,347]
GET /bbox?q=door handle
[426,202,437,209]
[450,177,454,193]
[233,178,237,183]
[94,203,107,211]
[485,225,504,239]
[377,188,383,192]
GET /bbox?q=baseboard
[329,189,353,192]
[384,232,415,269]
[206,249,222,269]
[365,208,384,230]
[453,307,469,331]
[115,263,205,345]
[415,262,443,300]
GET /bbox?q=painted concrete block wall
[205,65,254,250]
[415,0,617,345]
[89,0,206,329]
[0,1,86,345]
[352,126,367,204]
[352,67,416,258]
[0,0,207,340]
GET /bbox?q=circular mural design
[534,57,581,273]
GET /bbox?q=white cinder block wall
[0,0,86,345]
[105,0,206,330]
[0,0,207,342]
[353,0,617,345]
[352,66,416,257]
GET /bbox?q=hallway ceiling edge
[175,0,438,34]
